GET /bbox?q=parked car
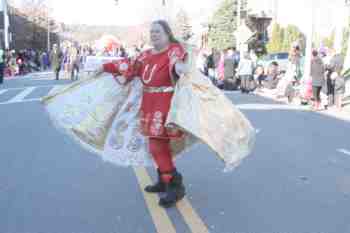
[258,52,289,73]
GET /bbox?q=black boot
[159,171,186,208]
[144,169,166,193]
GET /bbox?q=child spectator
[332,72,346,110]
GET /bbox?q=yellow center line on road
[134,166,210,233]
[176,198,210,233]
[133,167,177,233]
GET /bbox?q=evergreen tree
[208,0,237,50]
[267,23,284,53]
[342,27,349,56]
[283,25,306,53]
[321,30,335,49]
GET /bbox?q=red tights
[149,138,175,183]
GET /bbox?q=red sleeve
[169,43,187,64]
[103,58,139,82]
[168,43,187,83]
[103,62,119,74]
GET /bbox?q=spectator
[232,47,240,69]
[332,72,346,110]
[8,50,18,76]
[217,50,225,89]
[237,52,254,94]
[263,62,280,90]
[50,44,63,80]
[0,45,5,84]
[206,49,216,80]
[69,47,80,81]
[16,51,25,75]
[196,51,208,75]
[119,46,127,58]
[254,65,266,89]
[310,50,325,110]
[223,48,238,90]
[276,44,303,102]
[44,52,50,70]
[326,48,344,106]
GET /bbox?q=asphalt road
[1,72,350,233]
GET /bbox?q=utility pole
[47,12,50,52]
[343,0,350,98]
[273,0,278,21]
[303,0,316,80]
[343,0,350,71]
[333,2,347,54]
[2,0,9,49]
[236,0,241,50]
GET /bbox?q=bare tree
[19,0,50,48]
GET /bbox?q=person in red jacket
[96,20,188,208]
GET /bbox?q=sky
[13,0,220,26]
[9,0,348,36]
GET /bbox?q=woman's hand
[174,61,189,76]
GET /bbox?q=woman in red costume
[43,20,255,209]
[98,20,188,208]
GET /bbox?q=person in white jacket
[237,52,254,93]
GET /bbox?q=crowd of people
[269,46,346,111]
[197,43,348,111]
[50,42,145,81]
[0,42,101,84]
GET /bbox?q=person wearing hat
[50,44,63,80]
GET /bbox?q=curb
[254,90,350,122]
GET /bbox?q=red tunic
[103,43,186,138]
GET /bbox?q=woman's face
[150,23,170,50]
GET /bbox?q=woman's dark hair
[152,20,179,44]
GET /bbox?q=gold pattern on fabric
[166,44,256,170]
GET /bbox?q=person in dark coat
[326,49,344,106]
[50,44,63,80]
[310,50,325,110]
[223,48,238,90]
[0,45,5,84]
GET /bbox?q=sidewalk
[4,71,54,80]
[254,89,350,122]
[3,70,82,81]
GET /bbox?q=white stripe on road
[6,87,37,103]
[236,103,307,111]
[0,84,64,91]
[0,89,8,96]
[0,98,40,105]
[0,85,66,105]
[337,149,350,156]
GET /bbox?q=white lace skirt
[42,73,153,167]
